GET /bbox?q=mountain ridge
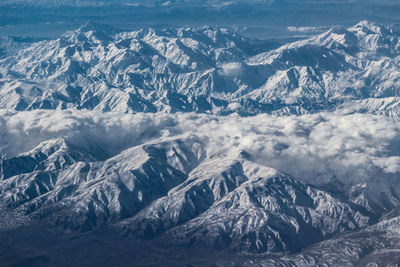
[1,21,400,118]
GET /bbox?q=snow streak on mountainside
[1,21,400,118]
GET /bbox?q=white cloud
[372,156,400,174]
[287,26,326,33]
[1,109,400,188]
[218,62,243,76]
[284,95,298,104]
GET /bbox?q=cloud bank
[1,109,400,187]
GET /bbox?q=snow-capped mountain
[1,21,400,266]
[1,109,400,265]
[0,136,371,253]
[1,21,400,118]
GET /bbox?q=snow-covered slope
[1,21,400,117]
[1,21,400,265]
[1,109,399,259]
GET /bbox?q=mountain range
[1,21,400,266]
[1,21,400,118]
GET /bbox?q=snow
[1,109,400,195]
[1,20,400,263]
[1,21,399,116]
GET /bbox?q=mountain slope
[2,21,400,266]
[1,21,400,117]
[1,109,399,260]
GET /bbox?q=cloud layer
[1,109,399,186]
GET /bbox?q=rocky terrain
[1,21,400,266]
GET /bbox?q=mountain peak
[350,20,388,35]
[1,21,400,115]
[64,21,120,42]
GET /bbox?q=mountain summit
[1,21,400,118]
